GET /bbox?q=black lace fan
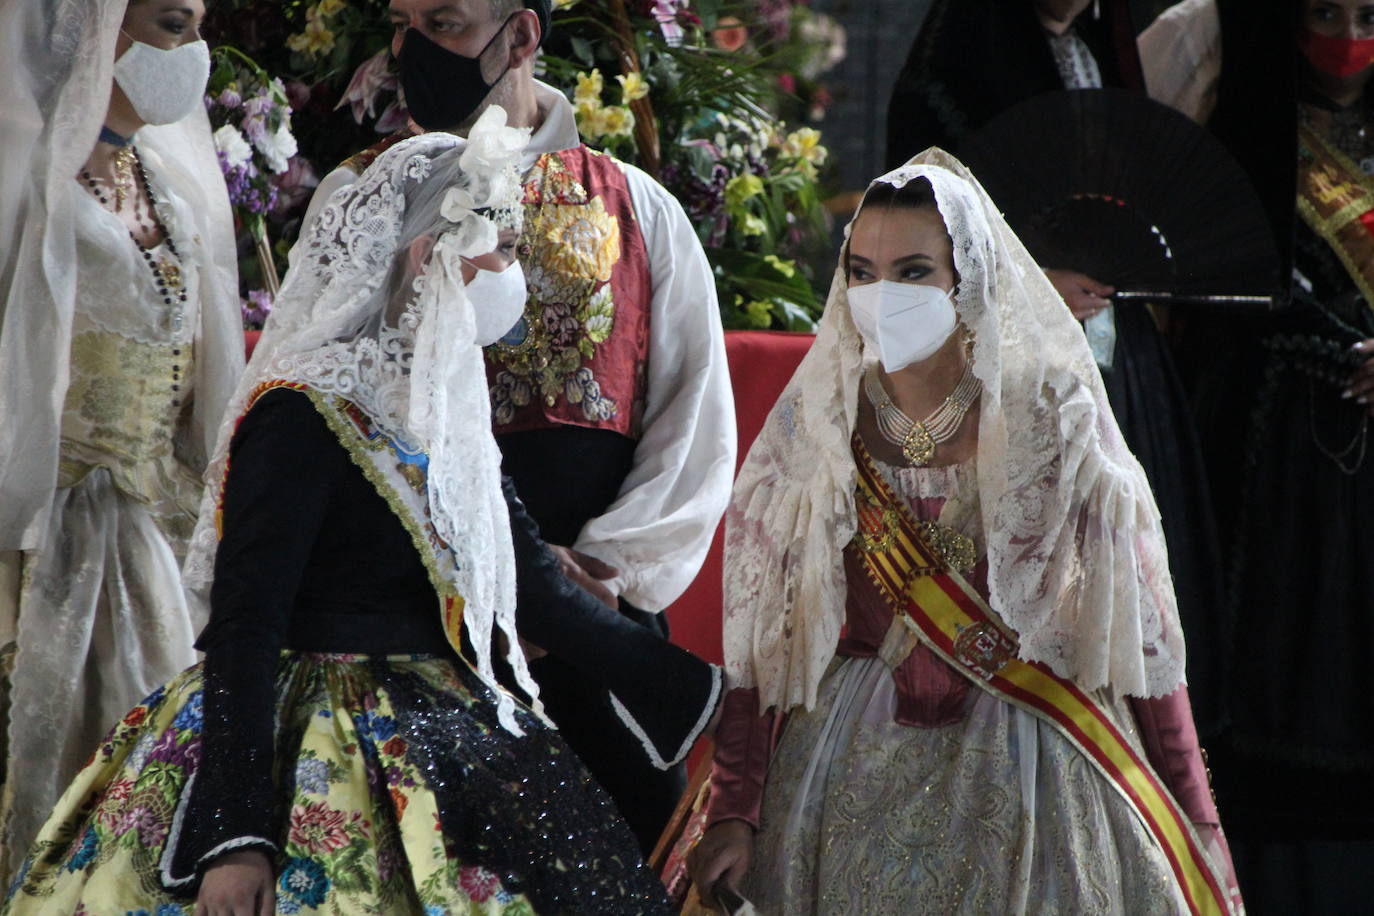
[959,89,1281,309]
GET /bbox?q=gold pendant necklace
[864,362,980,466]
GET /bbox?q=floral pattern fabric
[4,652,665,915]
[486,147,651,438]
[59,327,201,552]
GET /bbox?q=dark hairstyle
[847,176,958,286]
[858,176,937,212]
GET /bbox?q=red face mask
[1300,29,1374,79]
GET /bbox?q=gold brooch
[158,259,183,290]
[917,521,977,574]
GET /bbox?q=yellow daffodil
[601,105,636,139]
[744,299,773,327]
[724,173,764,210]
[616,71,650,103]
[554,0,582,8]
[739,212,767,237]
[310,0,346,20]
[782,127,826,160]
[287,17,336,57]
[574,70,604,105]
[574,99,608,141]
[764,254,797,278]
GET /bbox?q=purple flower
[243,289,273,327]
[146,727,200,769]
[113,806,168,846]
[217,86,243,109]
[240,95,273,147]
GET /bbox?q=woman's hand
[1343,339,1374,417]
[687,819,754,909]
[1045,268,1115,321]
[196,849,275,916]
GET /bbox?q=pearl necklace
[863,361,980,466]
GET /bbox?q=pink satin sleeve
[703,687,777,830]
[1128,686,1218,826]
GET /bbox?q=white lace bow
[724,149,1186,714]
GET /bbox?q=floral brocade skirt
[3,652,670,915]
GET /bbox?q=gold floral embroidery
[60,330,199,550]
[916,520,977,574]
[539,197,620,284]
[487,153,620,422]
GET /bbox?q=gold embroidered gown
[716,457,1192,913]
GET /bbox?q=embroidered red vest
[484,146,652,439]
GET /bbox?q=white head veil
[0,0,243,551]
[724,148,1185,713]
[183,106,537,732]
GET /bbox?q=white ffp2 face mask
[114,37,211,126]
[466,259,528,346]
[847,280,958,372]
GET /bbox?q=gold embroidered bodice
[59,321,201,552]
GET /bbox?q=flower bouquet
[205,45,301,326]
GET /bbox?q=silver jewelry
[864,361,980,466]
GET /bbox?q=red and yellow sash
[1298,123,1374,312]
[851,437,1228,916]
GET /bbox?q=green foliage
[204,0,843,331]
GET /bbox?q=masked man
[295,0,735,853]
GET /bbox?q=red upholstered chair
[666,330,816,664]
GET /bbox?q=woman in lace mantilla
[686,152,1241,914]
[0,0,244,877]
[3,105,722,916]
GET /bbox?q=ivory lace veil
[183,107,538,732]
[724,149,1186,713]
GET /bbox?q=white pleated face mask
[847,279,958,372]
[465,259,528,346]
[114,37,211,126]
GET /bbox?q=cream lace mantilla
[724,150,1185,714]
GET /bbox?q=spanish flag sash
[1298,123,1374,313]
[850,436,1229,915]
[220,380,466,652]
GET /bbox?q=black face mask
[399,19,513,131]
